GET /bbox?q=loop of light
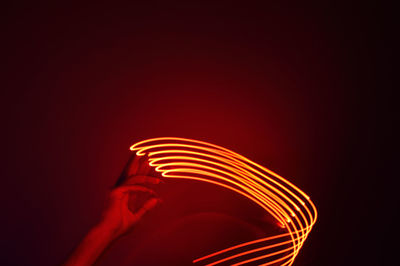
[130,137,317,266]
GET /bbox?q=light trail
[130,137,317,265]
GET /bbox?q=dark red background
[2,1,395,265]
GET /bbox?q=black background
[2,1,396,265]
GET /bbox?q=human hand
[99,154,162,239]
[64,153,162,266]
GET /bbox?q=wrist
[95,219,128,240]
[91,221,120,241]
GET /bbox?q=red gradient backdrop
[2,2,394,266]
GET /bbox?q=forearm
[63,160,161,266]
[64,222,117,266]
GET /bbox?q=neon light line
[130,137,317,265]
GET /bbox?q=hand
[64,153,162,266]
[100,154,162,239]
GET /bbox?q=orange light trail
[130,137,317,265]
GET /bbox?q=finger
[137,154,151,175]
[112,185,157,198]
[121,191,130,209]
[134,197,161,220]
[127,153,142,176]
[114,153,136,187]
[124,175,162,185]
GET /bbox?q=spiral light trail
[130,137,317,265]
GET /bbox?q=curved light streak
[130,137,317,265]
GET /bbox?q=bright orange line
[130,137,317,266]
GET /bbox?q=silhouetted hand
[100,175,162,239]
[64,153,162,266]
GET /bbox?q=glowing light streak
[130,137,317,265]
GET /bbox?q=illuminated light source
[130,137,317,265]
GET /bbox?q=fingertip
[149,197,162,207]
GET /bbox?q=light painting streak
[130,137,317,265]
